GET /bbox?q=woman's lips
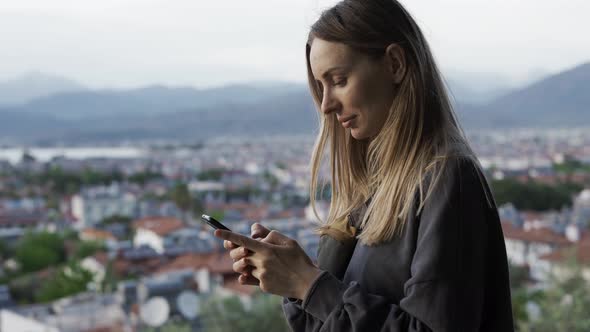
[341,115,356,128]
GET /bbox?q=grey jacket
[282,157,514,331]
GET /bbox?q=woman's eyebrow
[320,66,349,79]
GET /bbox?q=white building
[539,239,590,284]
[501,221,572,282]
[133,217,185,254]
[154,251,256,308]
[71,183,138,229]
[0,309,59,332]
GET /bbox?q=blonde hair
[306,0,492,245]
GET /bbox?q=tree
[197,168,225,181]
[200,292,290,332]
[8,269,53,304]
[15,231,65,273]
[171,182,192,212]
[0,239,8,258]
[73,240,105,261]
[517,258,590,331]
[36,262,94,303]
[100,214,132,225]
[171,182,203,220]
[128,170,163,185]
[491,179,578,211]
[143,322,192,332]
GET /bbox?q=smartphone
[201,214,232,231]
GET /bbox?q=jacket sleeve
[282,213,359,332]
[282,296,324,332]
[298,159,494,332]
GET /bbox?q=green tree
[73,240,105,261]
[171,182,203,219]
[8,269,53,304]
[200,292,290,332]
[128,171,163,185]
[553,159,590,174]
[491,179,578,211]
[197,168,225,181]
[0,239,8,258]
[141,322,192,332]
[101,214,132,225]
[518,258,590,331]
[171,182,192,212]
[15,231,65,273]
[36,262,94,303]
[100,260,118,293]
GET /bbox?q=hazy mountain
[0,107,69,142]
[458,62,590,128]
[446,79,512,105]
[0,62,588,143]
[50,89,317,143]
[3,82,305,120]
[0,72,86,106]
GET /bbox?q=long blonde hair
[306,0,491,245]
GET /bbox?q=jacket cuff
[302,270,347,321]
[283,297,303,306]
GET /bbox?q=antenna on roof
[176,290,200,320]
[140,296,170,327]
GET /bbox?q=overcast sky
[0,0,588,89]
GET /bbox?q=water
[0,147,147,164]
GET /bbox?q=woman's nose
[321,91,339,115]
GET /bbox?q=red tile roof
[91,252,109,266]
[132,217,185,236]
[80,228,116,241]
[539,241,590,265]
[501,221,571,246]
[155,251,235,275]
[109,257,164,278]
[520,211,545,222]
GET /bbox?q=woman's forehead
[310,39,355,78]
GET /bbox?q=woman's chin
[350,128,368,140]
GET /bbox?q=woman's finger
[264,230,292,245]
[224,240,239,250]
[215,229,269,252]
[229,246,249,261]
[238,274,259,286]
[233,257,251,274]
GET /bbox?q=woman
[214,0,514,331]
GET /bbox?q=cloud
[0,0,588,88]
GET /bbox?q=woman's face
[309,38,397,140]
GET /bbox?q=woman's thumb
[251,222,271,239]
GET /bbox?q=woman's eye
[316,81,324,91]
[333,78,347,86]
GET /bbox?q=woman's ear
[385,43,406,84]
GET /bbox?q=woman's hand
[217,223,322,300]
[223,223,269,286]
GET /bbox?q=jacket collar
[348,196,372,230]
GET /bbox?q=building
[538,239,590,284]
[154,251,256,307]
[501,221,572,281]
[71,183,138,229]
[0,309,59,332]
[133,217,185,254]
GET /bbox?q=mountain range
[0,62,588,144]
